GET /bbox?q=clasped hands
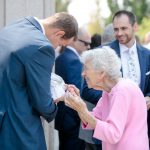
[54,84,85,111]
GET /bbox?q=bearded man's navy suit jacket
[0,17,57,150]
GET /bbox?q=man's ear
[55,30,65,38]
[133,22,138,32]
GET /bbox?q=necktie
[128,50,138,84]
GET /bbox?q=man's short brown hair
[49,12,78,40]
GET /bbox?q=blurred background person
[90,33,101,49]
[101,23,115,45]
[55,27,91,150]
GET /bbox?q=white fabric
[120,41,141,85]
[51,73,66,100]
[128,50,138,84]
[34,17,45,35]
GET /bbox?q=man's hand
[53,84,80,104]
[54,95,65,104]
[145,96,150,110]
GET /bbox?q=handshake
[51,73,80,103]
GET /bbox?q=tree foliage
[55,0,71,12]
[87,0,103,34]
[137,17,150,42]
[107,0,150,24]
[55,0,150,40]
[87,19,102,35]
[107,0,150,42]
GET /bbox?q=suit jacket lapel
[109,41,123,76]
[110,40,121,57]
[25,16,43,32]
[109,41,146,91]
[65,47,80,59]
[137,45,146,91]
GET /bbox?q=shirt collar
[119,40,137,54]
[34,17,45,35]
[67,46,81,59]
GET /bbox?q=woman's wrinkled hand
[64,91,86,112]
[53,84,80,104]
[66,84,80,96]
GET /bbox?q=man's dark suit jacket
[0,17,57,150]
[55,47,83,137]
[82,40,150,136]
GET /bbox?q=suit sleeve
[25,45,57,122]
[145,52,150,97]
[145,77,150,97]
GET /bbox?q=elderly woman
[64,47,149,150]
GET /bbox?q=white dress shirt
[67,46,81,60]
[120,41,141,85]
[51,73,66,100]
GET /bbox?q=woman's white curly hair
[81,46,121,80]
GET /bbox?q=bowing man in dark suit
[82,10,150,148]
[55,27,91,150]
[0,12,78,150]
